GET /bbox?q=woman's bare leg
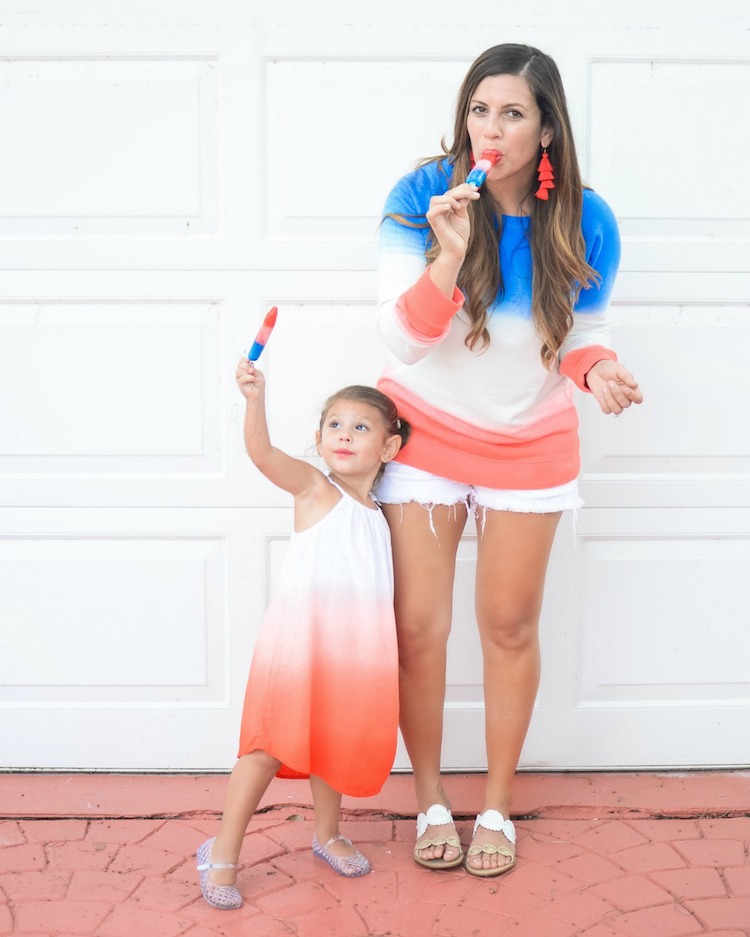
[468,509,561,871]
[383,501,467,863]
[208,750,281,885]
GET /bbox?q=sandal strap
[197,859,238,871]
[415,833,461,851]
[473,809,516,845]
[416,803,454,839]
[321,834,352,850]
[467,844,514,859]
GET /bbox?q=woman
[374,43,643,877]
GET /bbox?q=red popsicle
[248,306,278,361]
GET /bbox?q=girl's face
[316,400,400,479]
[465,73,553,201]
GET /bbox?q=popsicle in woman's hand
[465,149,502,188]
[248,306,278,361]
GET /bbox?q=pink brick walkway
[0,772,748,936]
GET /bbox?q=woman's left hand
[585,360,644,415]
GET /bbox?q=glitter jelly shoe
[196,837,243,909]
[312,833,371,877]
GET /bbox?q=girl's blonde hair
[393,43,600,368]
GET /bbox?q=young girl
[196,357,410,910]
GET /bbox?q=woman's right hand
[426,182,480,259]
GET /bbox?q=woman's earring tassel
[535,149,555,200]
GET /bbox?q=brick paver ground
[0,772,748,936]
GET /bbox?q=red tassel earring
[535,148,555,200]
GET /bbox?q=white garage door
[1,0,748,770]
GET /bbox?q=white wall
[1,0,748,770]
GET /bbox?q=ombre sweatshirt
[376,158,620,490]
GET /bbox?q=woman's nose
[486,117,503,138]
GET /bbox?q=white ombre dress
[238,476,398,797]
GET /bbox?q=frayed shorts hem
[374,462,582,515]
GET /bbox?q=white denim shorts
[374,461,583,514]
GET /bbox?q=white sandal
[465,809,517,877]
[413,804,464,869]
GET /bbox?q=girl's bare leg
[208,749,281,885]
[469,509,561,872]
[383,501,467,863]
[309,774,359,859]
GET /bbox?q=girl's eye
[355,423,369,432]
[328,420,340,429]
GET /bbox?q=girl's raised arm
[236,358,320,497]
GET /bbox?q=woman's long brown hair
[393,44,599,368]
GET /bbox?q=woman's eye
[470,104,487,115]
[506,109,523,119]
